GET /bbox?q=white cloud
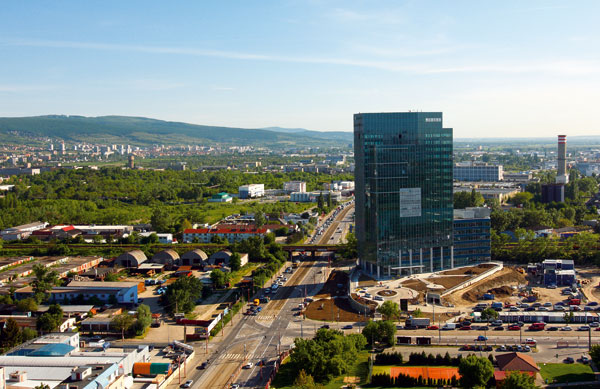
[4,38,600,76]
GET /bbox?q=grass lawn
[539,363,595,384]
[229,263,260,287]
[270,352,370,389]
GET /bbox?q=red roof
[184,226,268,234]
[61,225,75,231]
[495,353,540,373]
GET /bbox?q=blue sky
[1,1,599,137]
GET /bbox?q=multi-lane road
[182,204,354,388]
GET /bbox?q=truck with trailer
[405,317,431,329]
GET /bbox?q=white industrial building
[238,184,265,199]
[0,332,149,389]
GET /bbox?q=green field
[539,363,595,384]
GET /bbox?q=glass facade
[354,112,453,277]
[453,218,491,265]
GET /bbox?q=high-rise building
[354,112,454,277]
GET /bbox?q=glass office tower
[354,112,454,277]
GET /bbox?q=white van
[442,323,457,330]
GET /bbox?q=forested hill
[0,115,352,147]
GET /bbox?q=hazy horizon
[1,1,600,138]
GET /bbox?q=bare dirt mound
[447,267,526,305]
[401,279,428,292]
[426,275,471,290]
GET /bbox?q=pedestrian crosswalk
[254,314,277,321]
[218,353,255,360]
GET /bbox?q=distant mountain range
[0,115,354,148]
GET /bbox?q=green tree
[293,369,324,389]
[254,210,266,227]
[16,297,38,312]
[111,312,135,340]
[509,192,534,206]
[563,311,574,326]
[1,318,22,349]
[481,307,499,323]
[151,207,171,232]
[31,263,59,303]
[458,355,494,389]
[133,304,152,335]
[210,268,230,289]
[229,252,242,271]
[36,313,59,333]
[501,371,538,389]
[21,327,37,342]
[454,190,484,209]
[162,276,204,314]
[362,320,396,346]
[589,344,600,365]
[377,301,400,321]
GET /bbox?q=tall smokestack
[556,134,568,184]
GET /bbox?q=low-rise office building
[454,163,503,182]
[15,281,142,304]
[453,207,492,266]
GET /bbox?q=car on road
[547,326,559,331]
[524,338,537,345]
[553,305,565,311]
[374,296,383,301]
[508,325,520,331]
[561,326,572,331]
[491,320,502,327]
[581,356,591,364]
[459,326,472,330]
[342,325,353,330]
[476,336,487,341]
[479,326,489,331]
[588,302,599,306]
[181,380,193,388]
[256,306,263,312]
[547,284,557,289]
[493,326,504,331]
[564,357,574,363]
[590,322,599,327]
[243,362,253,369]
[578,326,590,331]
[427,325,439,330]
[523,345,531,352]
[320,324,330,329]
[543,302,552,307]
[197,362,208,370]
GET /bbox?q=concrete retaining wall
[440,262,504,297]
